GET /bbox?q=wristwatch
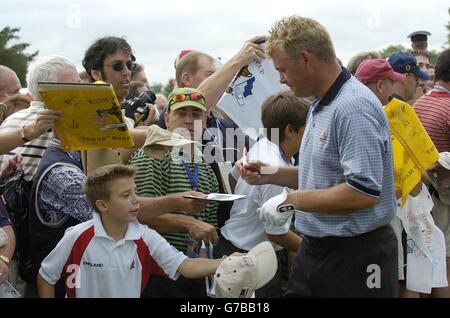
[0,254,10,266]
[19,126,31,142]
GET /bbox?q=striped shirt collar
[315,67,352,108]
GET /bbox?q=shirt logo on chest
[319,131,327,143]
[82,261,103,268]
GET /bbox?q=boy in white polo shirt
[37,164,224,298]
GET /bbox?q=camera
[122,90,156,122]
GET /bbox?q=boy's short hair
[261,91,310,143]
[83,164,136,213]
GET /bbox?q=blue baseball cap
[387,51,430,80]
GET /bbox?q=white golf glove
[257,188,295,226]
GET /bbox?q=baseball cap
[356,59,406,84]
[167,87,207,112]
[438,152,450,170]
[142,124,198,160]
[214,241,277,298]
[387,52,430,80]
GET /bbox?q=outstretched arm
[177,258,223,279]
[198,36,266,111]
[240,160,299,189]
[0,109,60,154]
[37,274,55,298]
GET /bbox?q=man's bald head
[0,66,21,102]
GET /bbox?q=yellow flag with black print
[38,81,134,151]
[384,98,438,205]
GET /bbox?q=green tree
[0,26,38,86]
[427,49,440,65]
[380,44,440,65]
[379,44,407,59]
[163,79,175,97]
[149,82,163,94]
[447,8,450,46]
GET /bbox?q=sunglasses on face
[103,61,136,72]
[169,92,205,107]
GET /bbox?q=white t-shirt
[39,213,187,298]
[221,138,291,251]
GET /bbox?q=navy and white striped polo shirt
[295,68,396,238]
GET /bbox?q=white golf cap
[214,241,277,298]
[438,152,450,170]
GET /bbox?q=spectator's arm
[37,273,55,298]
[0,154,22,180]
[241,161,299,188]
[137,191,210,221]
[197,36,266,111]
[0,225,15,284]
[140,213,218,246]
[267,231,302,254]
[0,109,60,154]
[118,127,148,164]
[177,258,223,279]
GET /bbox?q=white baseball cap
[214,241,277,298]
[438,152,450,170]
[142,125,199,160]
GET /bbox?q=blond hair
[83,164,136,213]
[266,16,336,62]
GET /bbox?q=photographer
[123,80,159,127]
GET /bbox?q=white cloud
[1,0,448,85]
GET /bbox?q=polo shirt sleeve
[39,226,79,285]
[142,226,187,280]
[335,105,389,199]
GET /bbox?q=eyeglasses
[169,92,205,107]
[103,61,136,72]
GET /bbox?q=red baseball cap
[355,59,406,84]
[174,49,193,69]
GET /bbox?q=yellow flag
[38,81,134,151]
[384,98,438,205]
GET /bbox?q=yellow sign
[384,98,438,205]
[38,82,134,151]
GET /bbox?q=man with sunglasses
[83,36,136,103]
[129,87,225,298]
[387,51,430,103]
[81,37,156,176]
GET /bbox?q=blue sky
[1,0,448,85]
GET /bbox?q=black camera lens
[122,90,157,122]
